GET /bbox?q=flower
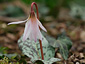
[8,12,47,42]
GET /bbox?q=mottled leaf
[18,35,60,64]
[42,31,72,60]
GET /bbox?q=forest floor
[0,1,85,64]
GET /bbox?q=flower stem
[31,2,44,60]
[31,2,39,19]
[39,40,44,60]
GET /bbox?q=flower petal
[37,19,47,32]
[8,19,27,25]
[29,20,38,42]
[30,24,42,41]
[37,28,42,41]
[23,19,31,41]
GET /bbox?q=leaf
[0,5,25,17]
[42,31,72,60]
[0,54,28,64]
[0,54,18,59]
[18,35,60,64]
[42,58,60,64]
[74,0,85,6]
[0,47,9,54]
[69,2,85,21]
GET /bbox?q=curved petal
[29,20,38,42]
[23,19,31,41]
[37,28,42,41]
[8,19,27,25]
[37,19,47,32]
[30,24,42,41]
[30,31,37,42]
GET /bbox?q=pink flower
[8,12,47,42]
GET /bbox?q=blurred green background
[0,0,85,20]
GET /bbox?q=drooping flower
[8,12,47,42]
